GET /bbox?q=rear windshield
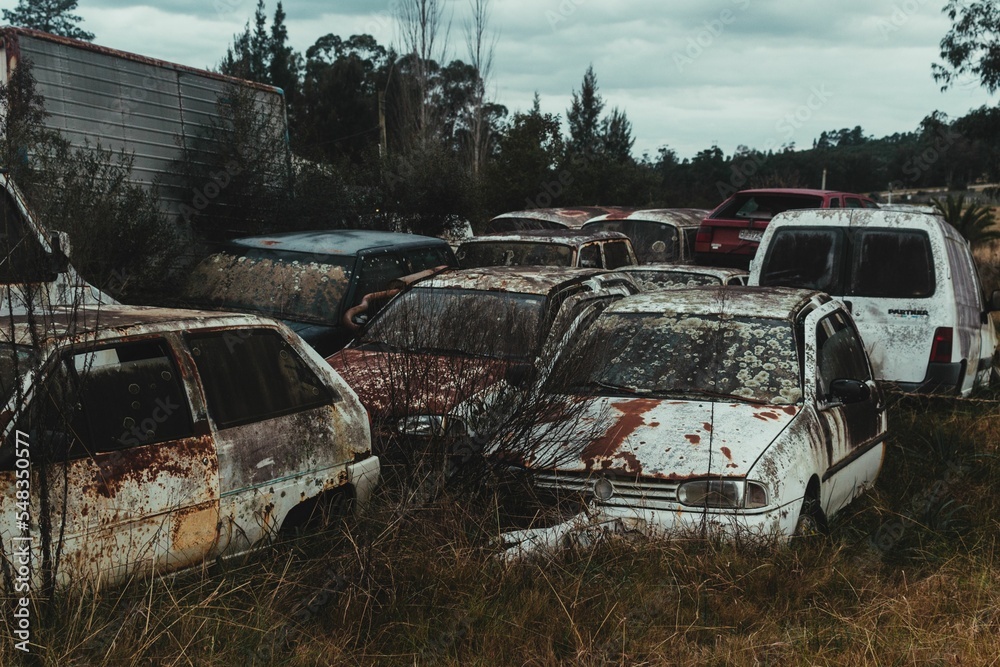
[183,251,355,324]
[711,193,824,222]
[484,218,565,234]
[759,227,935,298]
[585,220,678,263]
[626,270,721,291]
[457,241,573,268]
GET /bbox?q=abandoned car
[327,267,639,456]
[0,306,378,587]
[486,286,887,556]
[750,208,999,395]
[695,188,879,267]
[179,230,458,355]
[619,264,749,291]
[582,208,708,264]
[456,230,638,270]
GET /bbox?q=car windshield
[713,194,824,221]
[182,250,355,324]
[549,312,803,405]
[457,241,574,268]
[357,287,546,361]
[586,220,678,263]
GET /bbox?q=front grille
[532,470,680,510]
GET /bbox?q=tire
[793,494,827,538]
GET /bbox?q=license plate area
[738,229,764,242]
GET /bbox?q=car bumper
[498,500,801,560]
[346,455,381,509]
[891,361,964,395]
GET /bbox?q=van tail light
[696,226,713,245]
[929,327,953,364]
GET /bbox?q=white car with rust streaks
[492,286,887,556]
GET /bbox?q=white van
[748,209,997,395]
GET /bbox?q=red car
[695,188,878,267]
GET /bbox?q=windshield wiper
[671,388,770,405]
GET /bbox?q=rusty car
[327,267,639,459]
[484,207,637,234]
[618,264,748,291]
[456,230,638,270]
[479,286,886,556]
[695,188,879,268]
[0,305,378,587]
[582,208,708,264]
[179,230,458,356]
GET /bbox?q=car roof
[585,208,708,227]
[414,266,625,295]
[729,188,870,198]
[606,285,825,320]
[461,229,630,245]
[226,230,450,256]
[4,305,280,347]
[770,208,955,236]
[490,207,639,229]
[619,264,748,280]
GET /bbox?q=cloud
[71,0,996,160]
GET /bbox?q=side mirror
[49,231,71,273]
[829,378,871,404]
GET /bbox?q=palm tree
[931,194,1000,246]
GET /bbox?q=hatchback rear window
[712,193,824,221]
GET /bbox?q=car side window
[845,197,862,208]
[862,199,879,209]
[578,244,601,268]
[828,198,841,208]
[603,241,632,269]
[815,312,871,400]
[354,253,411,305]
[187,329,334,429]
[8,340,197,465]
[404,245,457,272]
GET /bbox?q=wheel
[793,494,827,537]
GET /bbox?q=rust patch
[580,398,660,463]
[756,411,780,421]
[614,451,643,474]
[685,434,701,445]
[703,422,713,432]
[780,406,797,415]
[88,435,216,499]
[720,446,732,461]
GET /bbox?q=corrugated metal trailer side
[0,27,289,225]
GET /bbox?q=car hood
[328,347,515,420]
[516,395,800,479]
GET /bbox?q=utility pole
[378,91,388,158]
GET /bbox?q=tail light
[929,327,953,364]
[696,226,713,246]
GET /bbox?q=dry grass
[2,396,1000,665]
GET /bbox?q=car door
[807,308,885,515]
[13,336,219,584]
[184,327,349,555]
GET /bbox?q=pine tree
[2,0,94,41]
[566,65,604,156]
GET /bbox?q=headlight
[676,479,769,509]
[397,415,468,437]
[593,476,615,501]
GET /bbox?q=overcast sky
[6,0,996,159]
